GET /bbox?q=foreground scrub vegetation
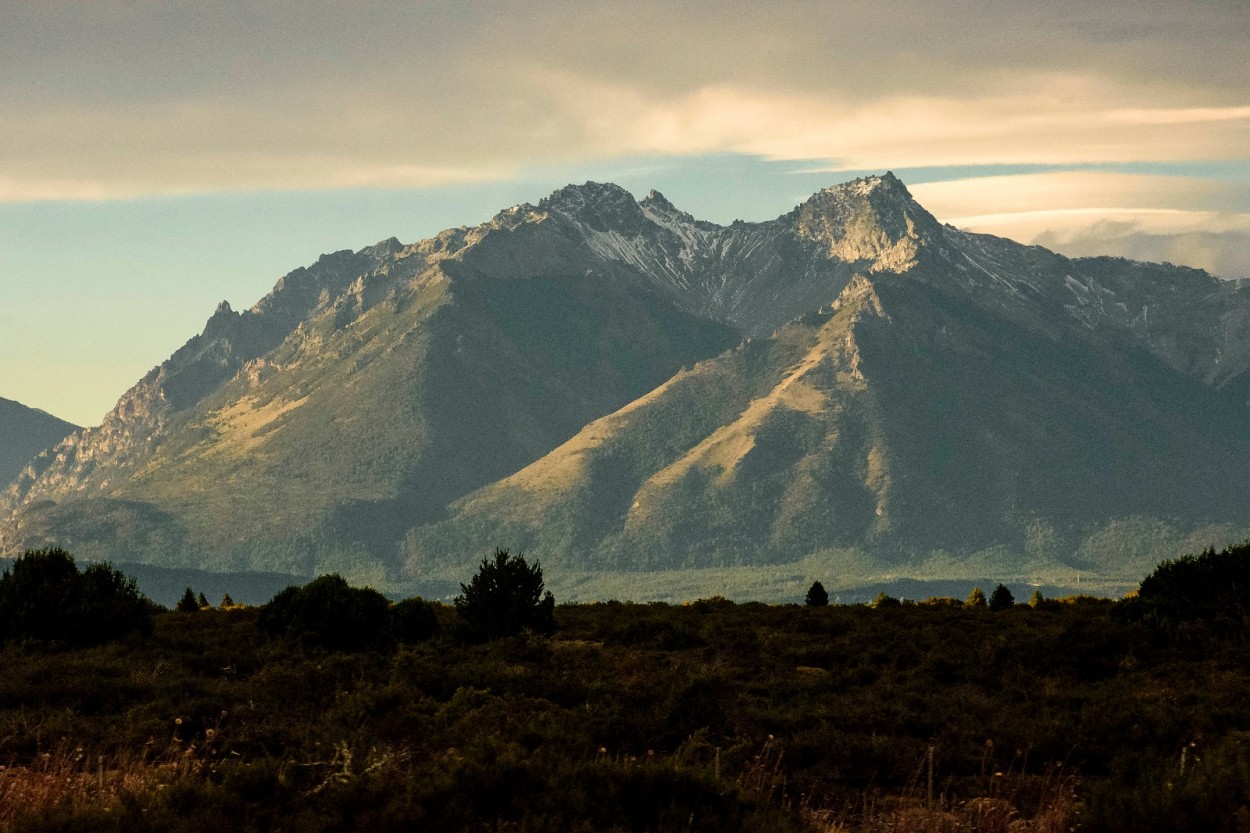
[3,546,1250,831]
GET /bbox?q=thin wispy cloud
[1107,106,1250,125]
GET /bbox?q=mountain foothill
[5,173,1250,600]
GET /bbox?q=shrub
[77,562,154,640]
[390,597,441,644]
[0,548,151,645]
[604,613,703,649]
[922,596,962,607]
[455,548,555,642]
[871,592,901,609]
[258,574,392,651]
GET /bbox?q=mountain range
[4,173,1250,600]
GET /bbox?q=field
[2,588,1249,832]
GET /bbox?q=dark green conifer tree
[177,587,200,612]
[455,548,555,642]
[805,581,829,607]
[989,584,1015,611]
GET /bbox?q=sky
[2,0,1248,427]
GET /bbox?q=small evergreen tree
[989,584,1015,611]
[176,587,200,613]
[455,548,555,642]
[197,591,210,610]
[965,587,987,608]
[220,593,236,609]
[1029,589,1045,608]
[805,581,829,607]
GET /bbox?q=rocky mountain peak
[795,172,943,272]
[362,237,404,259]
[539,181,648,233]
[203,300,241,340]
[640,189,676,212]
[10,172,1250,598]
[638,189,706,231]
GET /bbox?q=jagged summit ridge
[492,180,868,334]
[477,175,957,336]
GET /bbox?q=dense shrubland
[1,544,1250,830]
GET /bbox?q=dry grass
[733,739,1080,833]
[799,782,1078,833]
[0,739,202,826]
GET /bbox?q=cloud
[530,80,1250,169]
[910,172,1250,278]
[1033,223,1250,280]
[0,0,1246,200]
[910,172,1250,217]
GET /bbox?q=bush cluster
[0,548,151,645]
[1125,541,1250,634]
[257,574,439,650]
